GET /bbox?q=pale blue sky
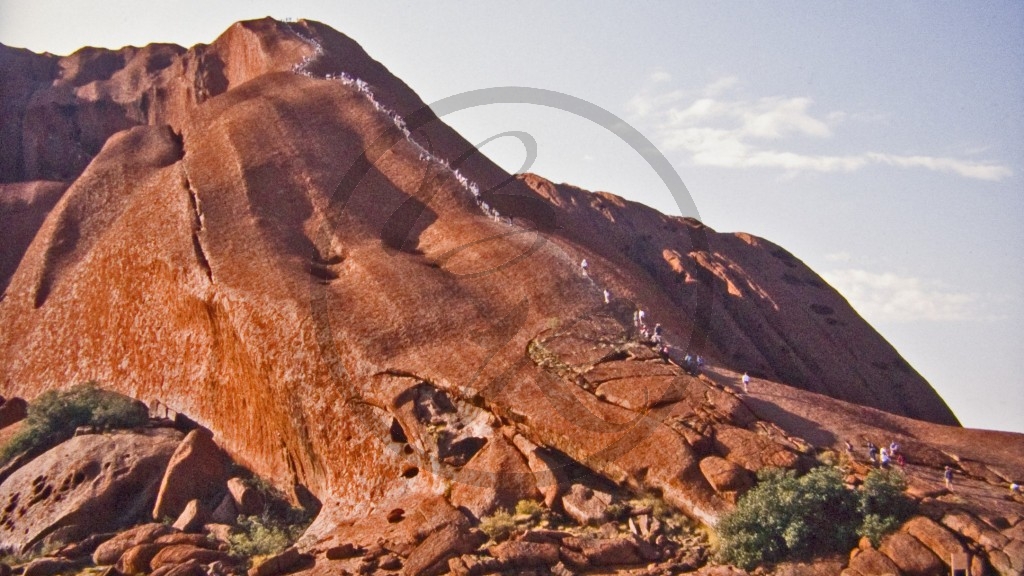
[2,1,1021,432]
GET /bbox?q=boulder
[942,510,1010,550]
[116,543,167,574]
[209,493,238,525]
[154,532,219,549]
[55,532,116,559]
[172,499,208,532]
[22,558,75,576]
[561,484,612,526]
[0,397,27,429]
[325,542,364,560]
[149,545,232,571]
[203,523,235,545]
[227,477,265,516]
[93,523,177,564]
[449,434,541,520]
[902,516,967,567]
[152,428,232,521]
[511,435,571,509]
[488,541,560,567]
[712,426,800,472]
[878,531,943,576]
[563,537,640,566]
[846,547,901,575]
[1005,538,1024,575]
[247,547,313,576]
[151,561,207,576]
[402,521,486,576]
[699,456,754,499]
[0,430,182,554]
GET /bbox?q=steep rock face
[0,17,992,550]
[519,173,957,426]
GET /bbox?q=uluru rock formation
[2,17,1022,575]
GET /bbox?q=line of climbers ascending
[285,22,512,226]
[580,257,711,379]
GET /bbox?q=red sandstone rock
[1,18,1023,576]
[449,434,540,520]
[488,540,560,567]
[248,547,313,576]
[227,477,265,515]
[21,558,75,576]
[878,531,943,576]
[209,493,237,525]
[846,547,901,575]
[171,499,209,532]
[699,456,754,499]
[116,543,166,574]
[149,545,231,571]
[152,429,231,521]
[0,397,27,430]
[93,523,177,565]
[0,430,181,553]
[402,522,484,576]
[901,516,967,568]
[561,484,612,526]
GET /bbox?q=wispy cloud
[822,268,979,323]
[628,73,1012,181]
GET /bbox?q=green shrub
[229,514,303,558]
[0,382,148,464]
[716,466,915,570]
[226,475,315,560]
[479,509,516,542]
[858,469,913,546]
[716,467,859,569]
[514,499,544,521]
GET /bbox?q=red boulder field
[1,18,1022,575]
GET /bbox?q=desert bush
[717,466,915,569]
[716,467,859,569]
[227,474,315,560]
[0,382,148,464]
[229,514,302,558]
[515,499,544,521]
[858,469,913,546]
[479,509,516,542]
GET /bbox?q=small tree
[858,469,914,546]
[717,467,859,569]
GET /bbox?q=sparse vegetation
[479,509,517,542]
[716,466,913,570]
[857,469,914,546]
[515,499,544,521]
[228,474,316,561]
[0,382,149,465]
[229,513,305,558]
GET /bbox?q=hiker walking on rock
[580,258,589,277]
[741,372,751,394]
[944,466,954,490]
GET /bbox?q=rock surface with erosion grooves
[0,429,182,553]
[1,17,1022,573]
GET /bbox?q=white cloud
[824,251,852,262]
[628,76,1012,181]
[650,70,672,83]
[822,268,979,323]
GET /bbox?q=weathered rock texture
[0,430,181,552]
[1,17,1021,575]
